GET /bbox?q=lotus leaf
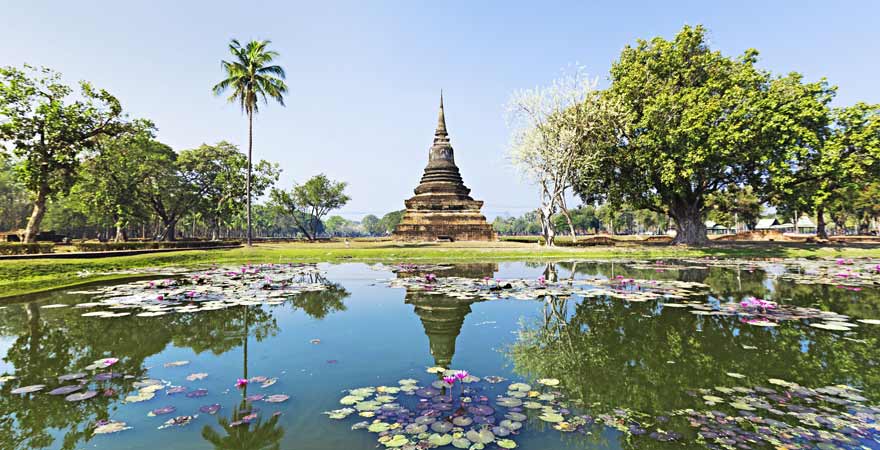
[355,400,381,411]
[452,416,472,427]
[324,408,354,420]
[405,423,427,434]
[539,412,565,423]
[381,434,409,448]
[428,433,453,446]
[496,397,522,408]
[350,387,376,397]
[368,422,391,433]
[452,437,472,448]
[465,428,495,444]
[93,420,131,435]
[341,395,365,405]
[11,384,45,394]
[65,391,97,401]
[729,401,755,411]
[265,394,290,403]
[431,421,453,433]
[499,419,522,430]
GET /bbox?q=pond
[1,259,879,450]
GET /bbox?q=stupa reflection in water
[402,264,498,368]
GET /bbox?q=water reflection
[0,279,350,450]
[201,402,284,450]
[403,264,497,369]
[507,271,880,447]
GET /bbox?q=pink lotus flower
[454,370,468,381]
[443,375,456,386]
[186,291,196,298]
[235,378,248,389]
[103,357,119,367]
[537,276,546,285]
[157,295,164,301]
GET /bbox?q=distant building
[755,218,779,231]
[704,221,734,235]
[795,216,817,234]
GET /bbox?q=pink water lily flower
[103,358,119,367]
[157,295,164,301]
[443,375,456,385]
[454,370,469,381]
[235,378,248,389]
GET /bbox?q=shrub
[0,242,55,255]
[73,241,241,252]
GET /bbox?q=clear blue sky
[2,1,878,220]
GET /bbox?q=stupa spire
[434,90,449,144]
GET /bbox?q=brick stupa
[393,94,496,242]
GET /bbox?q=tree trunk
[539,206,555,247]
[246,110,253,247]
[114,223,127,242]
[23,185,49,243]
[559,202,577,243]
[816,204,828,239]
[162,220,177,242]
[670,203,709,245]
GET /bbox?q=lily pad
[497,439,517,449]
[368,422,391,433]
[465,428,495,444]
[93,420,130,435]
[157,415,197,429]
[428,433,453,446]
[539,412,565,423]
[264,394,290,403]
[186,372,208,381]
[537,378,560,386]
[11,384,45,394]
[66,391,98,401]
[49,385,83,396]
[381,434,409,448]
[148,406,177,416]
[199,404,221,415]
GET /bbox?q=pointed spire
[434,90,449,144]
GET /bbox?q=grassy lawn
[2,240,879,299]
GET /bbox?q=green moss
[1,241,878,299]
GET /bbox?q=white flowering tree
[506,69,623,246]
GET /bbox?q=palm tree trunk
[247,110,253,247]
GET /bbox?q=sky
[2,1,878,220]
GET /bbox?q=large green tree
[269,174,350,240]
[0,65,129,242]
[75,121,156,241]
[0,154,30,233]
[180,142,279,240]
[792,103,880,237]
[213,39,288,247]
[577,25,833,244]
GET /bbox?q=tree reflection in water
[201,402,284,450]
[0,275,349,450]
[508,263,880,448]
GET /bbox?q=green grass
[2,240,879,299]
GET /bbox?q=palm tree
[213,39,288,246]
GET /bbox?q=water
[1,260,879,449]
